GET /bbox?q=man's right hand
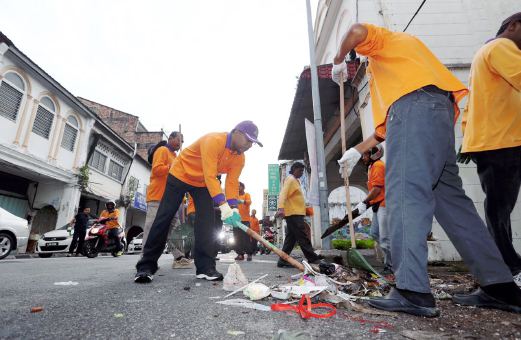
[331,62,348,85]
[219,203,241,227]
[456,145,472,164]
[338,147,362,178]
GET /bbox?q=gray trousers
[386,88,513,293]
[143,201,184,259]
[377,207,391,268]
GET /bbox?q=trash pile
[214,260,393,319]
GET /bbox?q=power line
[403,0,427,32]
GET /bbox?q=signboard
[133,191,147,212]
[268,164,280,195]
[267,195,278,212]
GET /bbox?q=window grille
[61,124,78,151]
[108,160,124,181]
[0,81,23,121]
[89,150,107,172]
[32,105,54,139]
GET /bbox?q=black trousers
[136,175,216,274]
[69,228,86,254]
[281,215,319,262]
[107,228,123,252]
[234,221,253,255]
[472,146,521,275]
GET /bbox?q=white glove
[355,201,367,214]
[219,203,233,220]
[338,147,361,178]
[331,62,348,85]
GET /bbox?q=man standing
[135,121,262,283]
[144,131,191,269]
[68,207,91,257]
[234,182,252,261]
[333,22,521,316]
[99,201,123,257]
[459,13,521,286]
[357,145,391,273]
[249,209,260,255]
[276,162,322,267]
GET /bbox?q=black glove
[456,145,472,164]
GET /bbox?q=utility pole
[305,0,331,249]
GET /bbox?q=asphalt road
[2,252,521,339]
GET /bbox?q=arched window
[61,115,79,151]
[0,72,25,121]
[32,96,56,139]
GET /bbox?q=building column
[21,98,40,149]
[49,115,65,160]
[54,184,81,230]
[72,128,85,169]
[13,94,33,145]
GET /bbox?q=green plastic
[347,249,386,282]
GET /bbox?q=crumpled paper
[243,283,270,300]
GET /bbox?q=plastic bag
[243,283,270,300]
[223,263,248,291]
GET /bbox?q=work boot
[368,288,439,317]
[453,282,521,313]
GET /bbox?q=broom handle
[339,74,356,249]
[235,222,305,271]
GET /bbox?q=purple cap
[234,121,263,147]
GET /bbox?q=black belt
[421,85,454,102]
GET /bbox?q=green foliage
[332,238,375,250]
[77,165,90,191]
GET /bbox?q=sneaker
[277,260,293,268]
[172,257,193,269]
[115,251,124,257]
[235,255,244,261]
[134,271,153,283]
[66,253,72,257]
[246,254,252,261]
[196,269,224,281]
[514,272,521,288]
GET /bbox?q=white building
[309,0,520,260]
[0,32,98,242]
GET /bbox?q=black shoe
[453,288,521,314]
[277,260,293,268]
[368,288,440,317]
[134,271,153,283]
[247,254,252,261]
[196,269,224,281]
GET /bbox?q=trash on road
[30,306,44,313]
[243,283,270,300]
[223,263,248,291]
[227,330,246,336]
[53,281,79,286]
[272,330,312,340]
[113,313,124,318]
[216,298,271,311]
[223,273,268,298]
[271,294,336,319]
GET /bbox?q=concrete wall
[314,0,521,260]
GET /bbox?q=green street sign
[268,164,280,195]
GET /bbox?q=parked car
[127,232,143,254]
[0,207,29,260]
[36,219,96,258]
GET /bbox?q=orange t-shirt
[238,193,251,222]
[367,159,385,207]
[170,132,245,205]
[355,23,468,139]
[250,216,260,234]
[146,146,176,202]
[100,209,120,229]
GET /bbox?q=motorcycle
[258,228,275,255]
[83,221,125,258]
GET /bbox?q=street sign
[268,164,280,195]
[267,195,278,212]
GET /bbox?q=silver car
[0,207,29,260]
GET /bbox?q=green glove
[224,211,242,227]
[456,145,472,164]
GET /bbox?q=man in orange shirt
[143,131,190,269]
[135,121,262,283]
[234,182,253,261]
[99,201,123,256]
[333,23,521,316]
[458,13,521,286]
[357,145,390,273]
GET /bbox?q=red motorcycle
[83,221,126,258]
[259,227,276,255]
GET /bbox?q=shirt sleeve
[355,23,388,57]
[199,136,226,204]
[371,162,385,187]
[151,147,171,177]
[487,39,521,91]
[100,210,108,218]
[224,156,245,206]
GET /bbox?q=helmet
[369,144,384,161]
[105,201,115,209]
